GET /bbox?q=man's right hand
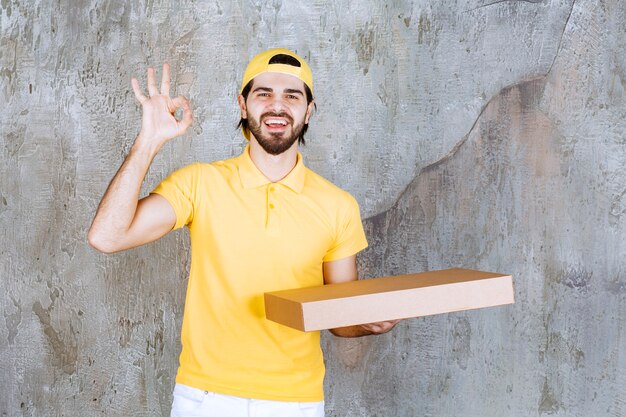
[87,64,189,254]
[131,63,193,148]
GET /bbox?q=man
[88,48,398,417]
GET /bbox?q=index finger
[171,96,193,131]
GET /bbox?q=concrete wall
[1,0,624,416]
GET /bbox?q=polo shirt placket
[236,147,305,238]
[265,183,280,237]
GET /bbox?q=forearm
[88,136,160,252]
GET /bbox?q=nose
[267,95,286,112]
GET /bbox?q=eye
[287,94,299,100]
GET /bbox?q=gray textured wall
[1,0,624,416]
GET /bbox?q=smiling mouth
[261,112,293,129]
[264,118,288,127]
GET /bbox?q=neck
[248,139,299,182]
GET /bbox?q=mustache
[261,112,294,123]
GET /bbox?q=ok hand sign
[131,63,193,146]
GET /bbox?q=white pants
[170,384,325,417]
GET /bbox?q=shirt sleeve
[323,194,369,262]
[150,163,200,230]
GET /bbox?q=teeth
[265,119,287,126]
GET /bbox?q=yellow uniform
[152,146,368,402]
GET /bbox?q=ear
[305,99,315,124]
[237,95,247,119]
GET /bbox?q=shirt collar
[237,145,305,193]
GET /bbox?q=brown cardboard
[264,268,514,332]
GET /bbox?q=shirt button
[269,203,275,209]
[269,187,275,192]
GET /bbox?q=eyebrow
[284,88,304,96]
[252,87,273,93]
[252,86,304,96]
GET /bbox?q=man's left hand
[359,319,401,335]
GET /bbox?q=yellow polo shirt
[151,146,368,402]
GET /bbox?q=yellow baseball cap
[240,48,313,94]
[240,48,313,140]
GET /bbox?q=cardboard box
[264,268,514,332]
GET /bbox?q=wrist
[132,134,163,158]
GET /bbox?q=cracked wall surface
[1,0,624,416]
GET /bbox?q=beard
[247,111,306,155]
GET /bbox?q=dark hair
[237,54,316,145]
